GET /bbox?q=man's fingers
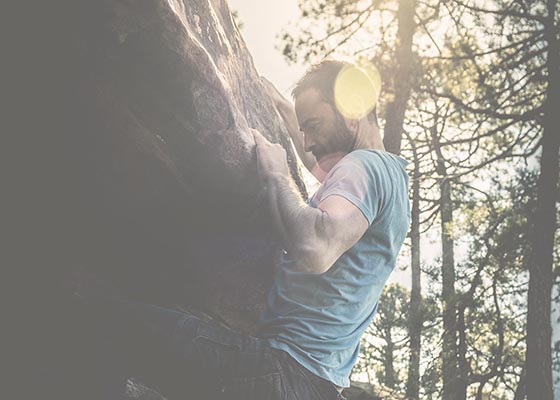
[261,77,277,93]
[260,77,289,110]
[250,127,290,181]
[250,128,269,145]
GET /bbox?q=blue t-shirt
[256,149,411,387]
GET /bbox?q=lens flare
[334,62,381,120]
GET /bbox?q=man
[253,60,410,394]
[81,60,410,400]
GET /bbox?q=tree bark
[457,306,469,400]
[383,0,416,154]
[406,135,422,400]
[384,328,397,389]
[431,122,464,400]
[513,367,526,400]
[525,2,559,399]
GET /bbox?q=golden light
[334,62,381,120]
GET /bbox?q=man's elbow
[295,243,334,274]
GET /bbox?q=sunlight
[334,62,381,120]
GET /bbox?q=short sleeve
[317,156,378,225]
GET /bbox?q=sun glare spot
[334,62,381,120]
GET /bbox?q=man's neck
[352,121,385,152]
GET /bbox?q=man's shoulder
[323,150,398,182]
[346,149,410,200]
[328,150,405,180]
[318,149,409,194]
[349,149,408,167]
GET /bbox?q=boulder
[14,0,306,323]
[5,0,305,397]
[64,0,306,327]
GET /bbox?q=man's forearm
[250,124,328,272]
[265,173,326,272]
[261,78,316,172]
[277,103,316,172]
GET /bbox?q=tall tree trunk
[525,2,559,399]
[457,307,469,399]
[384,328,396,389]
[513,367,526,400]
[406,135,422,400]
[383,0,416,154]
[432,123,464,400]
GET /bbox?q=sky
[227,0,304,96]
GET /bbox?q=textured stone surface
[43,0,305,326]
[6,0,305,398]
[61,0,306,330]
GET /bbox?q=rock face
[46,0,306,322]
[64,0,306,327]
[6,0,306,398]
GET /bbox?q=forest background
[229,0,560,399]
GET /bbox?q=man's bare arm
[252,129,368,274]
[261,78,318,174]
[266,175,368,274]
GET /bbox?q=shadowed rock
[5,1,382,398]
[6,0,304,397]
[18,0,306,325]
[59,0,306,327]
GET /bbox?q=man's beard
[313,117,356,161]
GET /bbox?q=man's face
[294,88,355,162]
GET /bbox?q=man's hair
[292,60,379,126]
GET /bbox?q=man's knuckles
[250,128,266,141]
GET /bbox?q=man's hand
[251,128,290,182]
[260,77,318,178]
[261,77,291,112]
